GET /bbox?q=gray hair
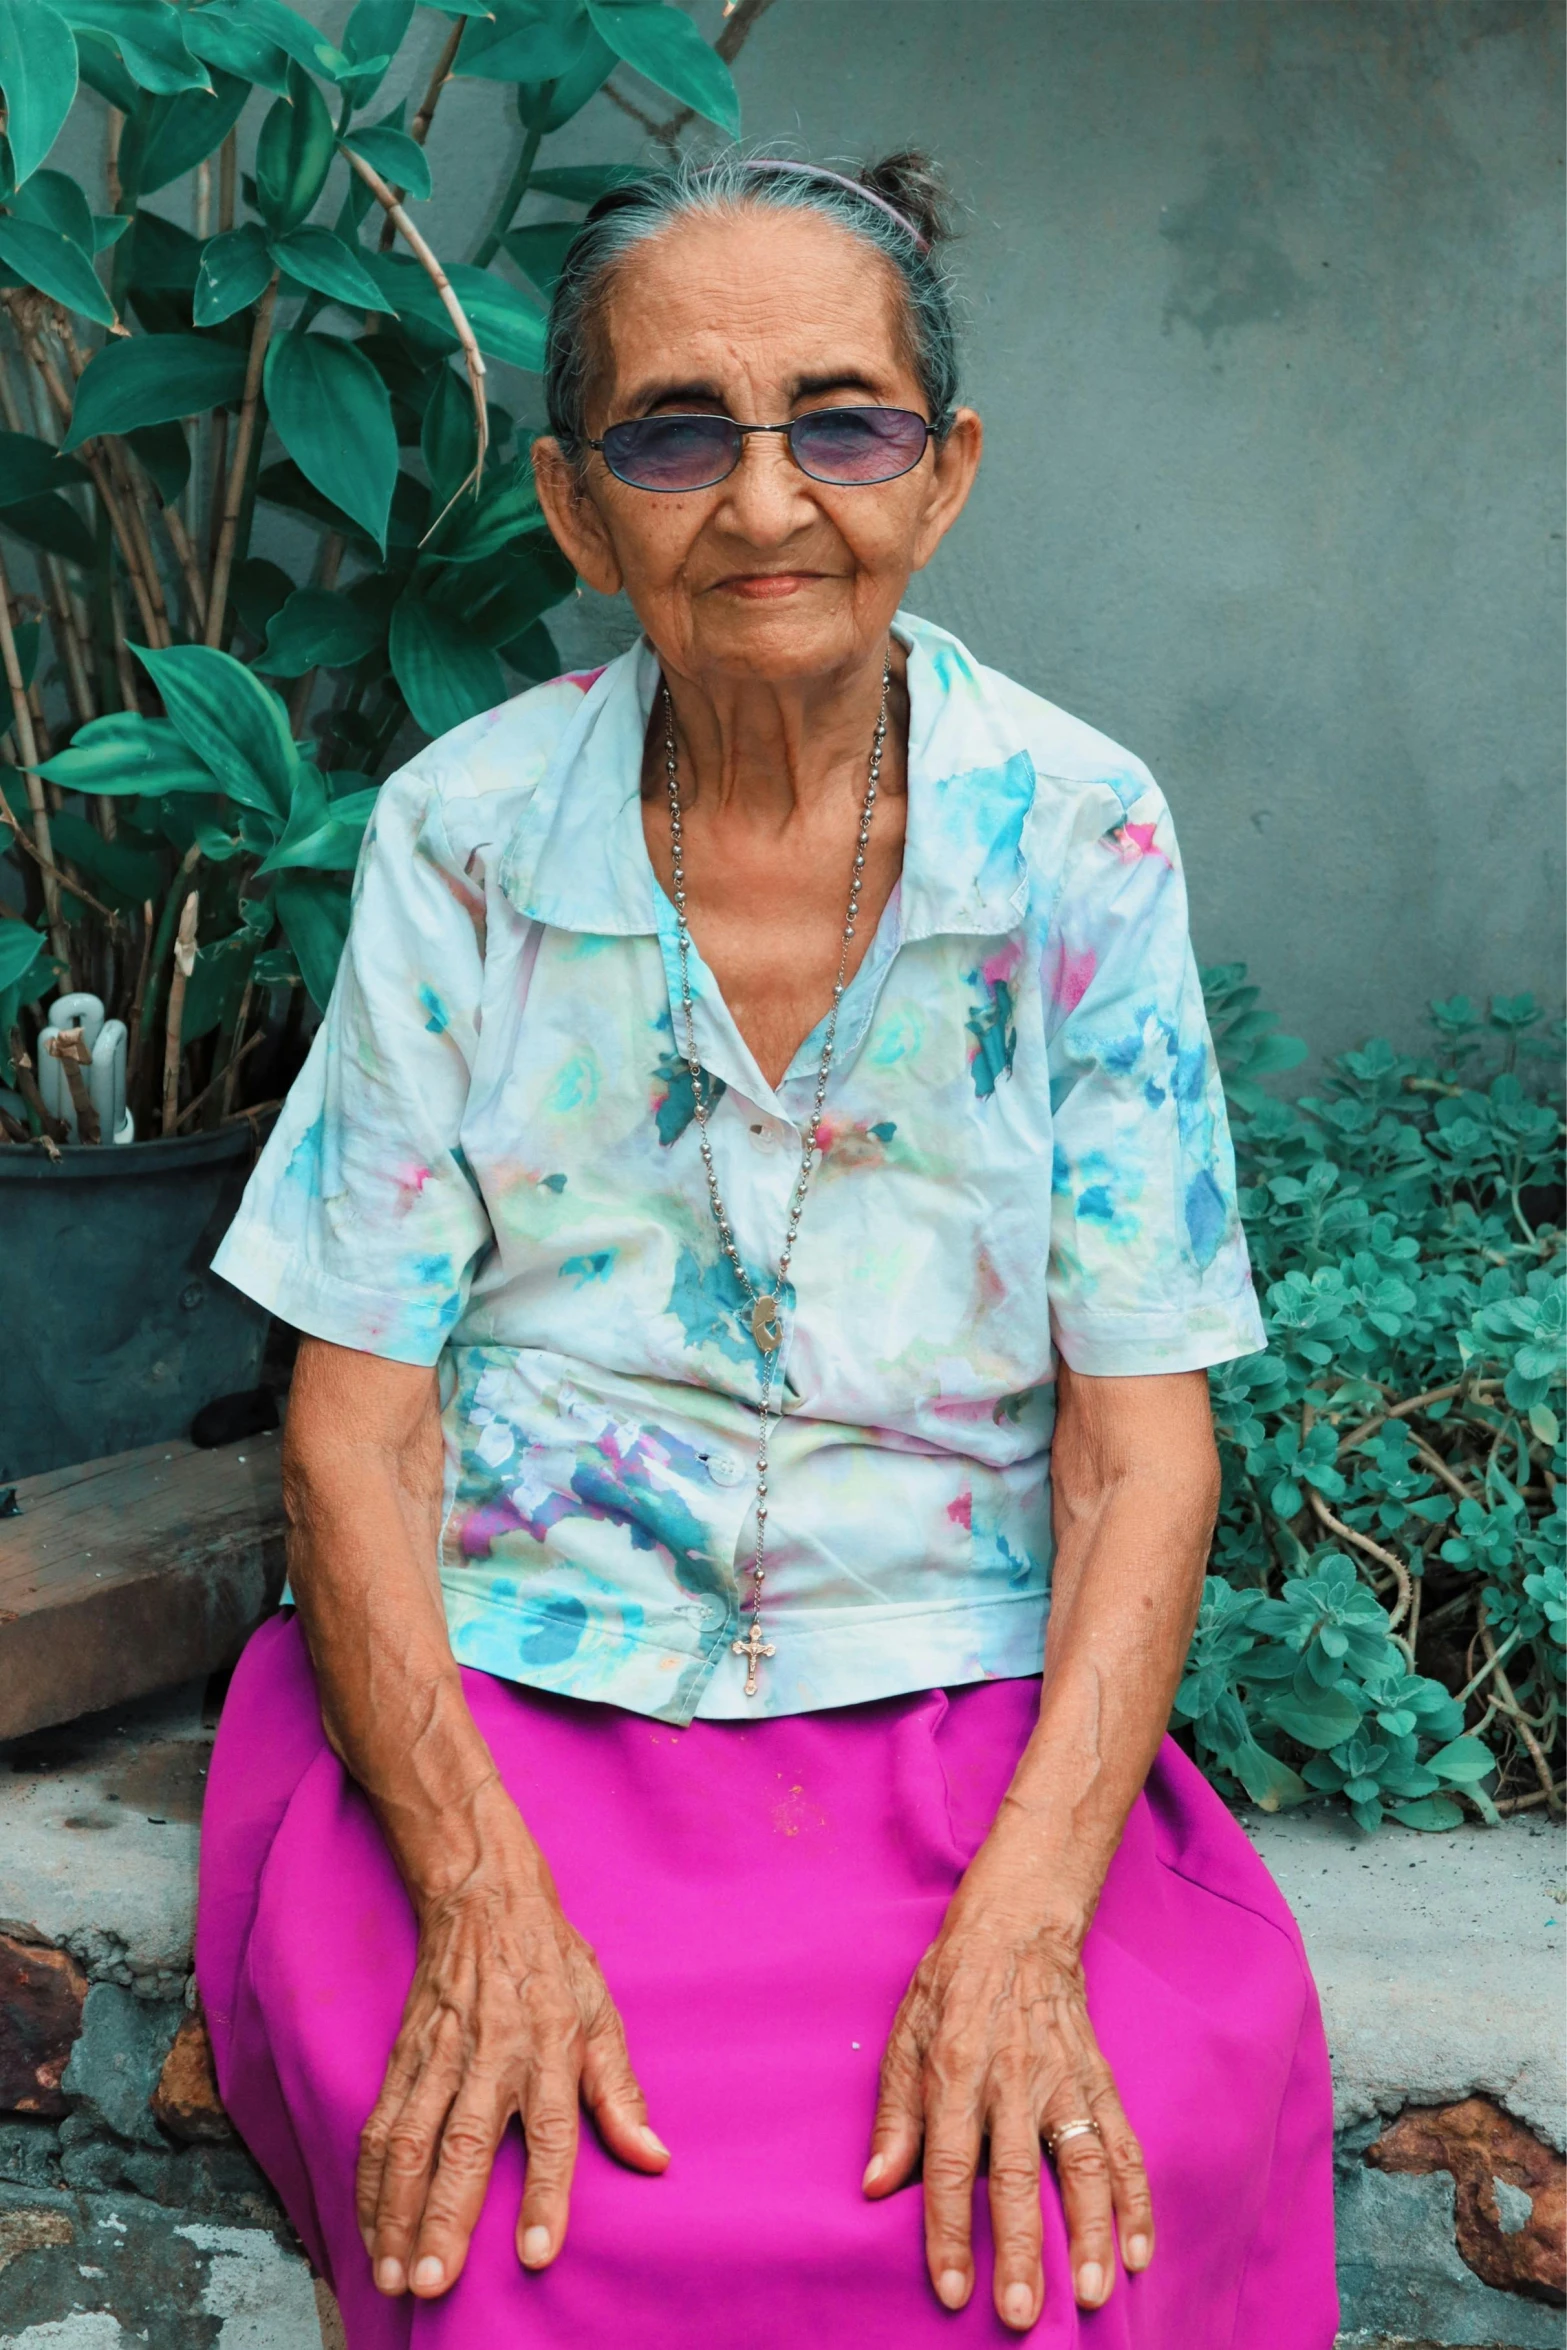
[543,150,960,458]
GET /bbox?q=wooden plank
[0,1435,286,1741]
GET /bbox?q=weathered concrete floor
[0,1684,1561,2348]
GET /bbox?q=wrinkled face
[532,206,982,687]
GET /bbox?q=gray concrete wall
[218,4,1567,1053]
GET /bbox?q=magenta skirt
[196,1615,1337,2347]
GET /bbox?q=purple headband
[709,158,931,256]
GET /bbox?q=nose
[715,430,818,547]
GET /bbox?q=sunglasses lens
[790,408,929,483]
[600,416,738,490]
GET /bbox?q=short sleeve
[1043,777,1265,1377]
[212,760,493,1365]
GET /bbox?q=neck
[654,638,907,825]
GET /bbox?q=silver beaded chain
[663,651,891,1696]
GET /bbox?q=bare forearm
[962,1368,1218,1943]
[282,1339,545,1908]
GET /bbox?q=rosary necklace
[663,650,891,1696]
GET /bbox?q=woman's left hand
[862,1853,1154,2334]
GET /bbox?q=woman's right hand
[355,1783,669,2301]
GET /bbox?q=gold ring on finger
[1045,2119,1101,2159]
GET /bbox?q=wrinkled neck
[651,640,908,828]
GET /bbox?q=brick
[1368,2095,1567,2306]
[150,2010,233,2144]
[0,1930,86,2116]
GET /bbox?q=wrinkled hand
[864,1880,1152,2333]
[357,1796,667,2301]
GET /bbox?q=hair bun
[857,152,951,251]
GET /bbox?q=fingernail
[639,2126,670,2158]
[1126,2233,1151,2270]
[937,2268,968,2309]
[374,2258,404,2295]
[360,2226,375,2258]
[862,2153,885,2188]
[1077,2262,1105,2305]
[411,2257,444,2293]
[1002,2282,1034,2325]
[521,2226,551,2267]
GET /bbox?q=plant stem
[1480,1613,1562,1812]
[470,119,544,269]
[342,149,487,496]
[1307,1490,1414,1628]
[179,1027,261,1131]
[134,845,200,1117]
[8,1026,68,1145]
[161,887,199,1134]
[207,275,279,651]
[378,18,465,251]
[218,976,255,1122]
[0,548,69,966]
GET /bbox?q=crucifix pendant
[732,1614,776,1697]
[750,1293,782,1353]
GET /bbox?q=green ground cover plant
[1187,973,1565,1832]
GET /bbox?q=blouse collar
[497,609,1035,943]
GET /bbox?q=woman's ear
[910,406,983,575]
[532,437,624,597]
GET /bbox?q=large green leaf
[456,0,588,82]
[182,6,288,93]
[74,26,137,111]
[0,432,89,506]
[45,807,167,907]
[0,920,46,992]
[255,62,335,234]
[502,220,578,299]
[1263,1685,1364,1751]
[221,0,355,81]
[124,206,203,293]
[0,0,77,188]
[7,169,95,253]
[526,163,645,204]
[255,585,383,676]
[390,590,505,736]
[0,216,116,327]
[430,537,573,645]
[1426,1735,1498,1785]
[64,334,247,446]
[585,0,737,135]
[256,764,375,873]
[420,452,541,563]
[124,419,190,501]
[193,222,274,326]
[275,871,351,1010]
[128,70,250,194]
[363,251,545,370]
[515,24,613,130]
[420,361,477,509]
[340,0,412,97]
[131,641,298,820]
[268,225,393,314]
[37,711,215,794]
[0,492,96,568]
[339,122,430,203]
[59,0,209,94]
[265,330,397,554]
[181,925,255,1041]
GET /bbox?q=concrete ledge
[0,1683,1561,2348]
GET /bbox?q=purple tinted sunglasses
[586,406,932,493]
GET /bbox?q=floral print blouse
[214,611,1264,1723]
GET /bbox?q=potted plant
[0,0,765,1478]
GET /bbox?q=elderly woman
[198,154,1337,2346]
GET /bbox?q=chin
[684,589,882,679]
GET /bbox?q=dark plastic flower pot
[0,1125,270,1481]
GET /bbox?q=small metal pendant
[750,1293,782,1353]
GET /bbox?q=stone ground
[0,1680,1561,2349]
